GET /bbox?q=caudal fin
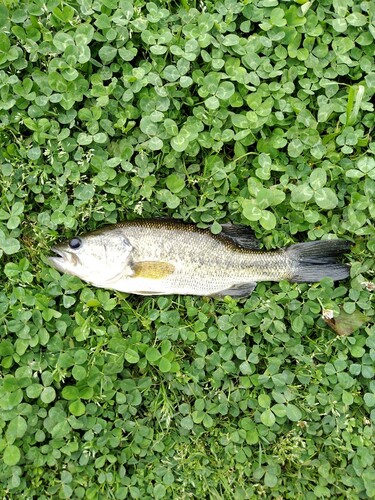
[287,240,351,283]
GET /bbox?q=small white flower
[322,308,334,319]
[361,281,375,292]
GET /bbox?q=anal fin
[133,261,175,280]
[209,282,257,298]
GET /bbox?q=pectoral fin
[209,282,257,298]
[133,261,175,280]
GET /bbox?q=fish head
[48,228,134,286]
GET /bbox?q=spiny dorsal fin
[218,224,260,249]
[133,261,175,279]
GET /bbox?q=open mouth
[50,247,64,258]
[47,247,67,271]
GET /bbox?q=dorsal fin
[218,224,260,249]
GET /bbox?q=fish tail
[287,240,352,282]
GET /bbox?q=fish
[48,219,351,298]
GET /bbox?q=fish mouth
[47,247,67,271]
[50,247,64,258]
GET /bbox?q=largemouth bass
[48,219,351,297]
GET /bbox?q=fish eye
[69,237,82,250]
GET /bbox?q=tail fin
[287,240,351,283]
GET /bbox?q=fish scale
[118,221,290,295]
